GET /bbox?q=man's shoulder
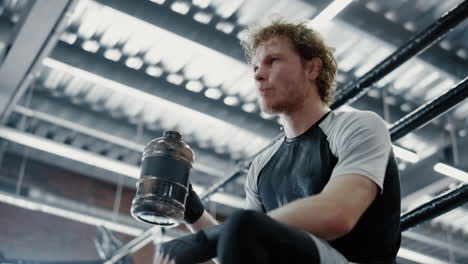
[326,109,383,122]
[321,110,387,132]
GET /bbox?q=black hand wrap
[157,224,223,264]
[183,184,205,224]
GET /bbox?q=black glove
[184,184,205,224]
[156,225,222,264]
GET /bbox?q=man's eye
[271,58,279,63]
[253,66,258,72]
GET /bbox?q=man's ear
[305,57,322,81]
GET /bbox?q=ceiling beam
[0,0,75,123]
[15,89,238,178]
[97,0,467,82]
[0,17,13,43]
[50,42,280,138]
[94,0,245,62]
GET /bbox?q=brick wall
[0,152,154,263]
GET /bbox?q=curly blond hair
[241,19,337,105]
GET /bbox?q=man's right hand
[155,225,222,264]
[155,231,215,264]
[184,184,205,224]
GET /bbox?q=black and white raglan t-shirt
[244,110,401,263]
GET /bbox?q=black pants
[216,210,321,264]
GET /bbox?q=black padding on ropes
[330,0,468,110]
[401,183,468,231]
[390,77,468,141]
[392,77,468,230]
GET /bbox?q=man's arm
[268,174,378,241]
[186,210,219,233]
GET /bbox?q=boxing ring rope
[393,76,468,231]
[396,75,468,230]
[104,1,468,262]
[401,183,468,232]
[105,227,155,264]
[390,77,468,142]
[330,0,468,109]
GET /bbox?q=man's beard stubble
[259,88,307,115]
[260,100,290,115]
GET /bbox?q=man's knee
[220,210,265,242]
[227,210,265,230]
[217,210,267,261]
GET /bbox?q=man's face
[252,36,311,115]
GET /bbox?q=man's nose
[255,66,267,82]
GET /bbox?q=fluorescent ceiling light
[0,126,140,178]
[41,58,269,157]
[104,49,122,62]
[434,162,468,182]
[42,58,220,126]
[224,96,239,106]
[308,0,353,26]
[0,191,143,236]
[397,247,447,264]
[392,145,419,163]
[241,103,256,113]
[0,126,244,209]
[82,40,100,53]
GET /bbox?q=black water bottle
[131,131,194,226]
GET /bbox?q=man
[155,19,401,264]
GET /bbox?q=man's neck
[280,98,330,138]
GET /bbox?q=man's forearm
[186,210,219,233]
[267,174,378,241]
[267,194,351,241]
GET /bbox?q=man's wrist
[184,205,204,224]
[184,209,205,226]
[184,184,205,224]
[186,210,220,233]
